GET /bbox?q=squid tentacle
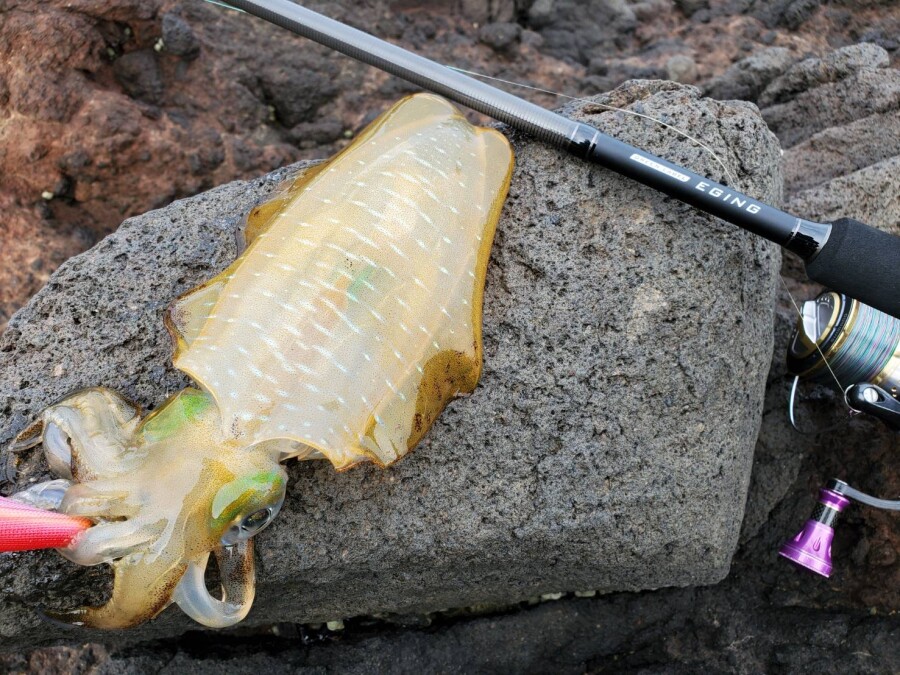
[57,519,164,567]
[44,555,188,629]
[172,540,256,628]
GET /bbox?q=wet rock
[478,21,522,52]
[161,12,200,60]
[703,47,795,102]
[666,54,698,83]
[0,81,781,649]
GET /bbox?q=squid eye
[221,508,276,546]
[43,422,74,480]
[241,508,272,534]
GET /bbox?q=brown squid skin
[45,556,189,629]
[11,93,514,629]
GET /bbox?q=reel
[780,291,899,577]
[786,291,900,431]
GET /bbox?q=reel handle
[805,218,900,320]
[846,383,900,431]
[779,478,900,578]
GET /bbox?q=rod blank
[220,0,900,319]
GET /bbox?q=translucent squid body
[7,94,514,629]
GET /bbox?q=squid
[2,93,514,629]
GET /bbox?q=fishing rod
[216,0,898,321]
[213,0,899,582]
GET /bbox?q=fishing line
[449,68,869,427]
[204,0,246,11]
[201,0,874,428]
[447,67,858,425]
[447,66,739,188]
[201,0,737,186]
[778,273,868,433]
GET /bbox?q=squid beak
[0,496,92,553]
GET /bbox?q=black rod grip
[805,218,899,319]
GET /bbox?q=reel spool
[786,291,900,430]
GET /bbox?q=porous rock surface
[0,80,780,649]
[6,0,899,332]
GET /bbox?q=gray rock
[703,47,795,102]
[666,54,698,83]
[785,155,900,229]
[782,111,900,194]
[673,0,709,17]
[258,52,341,128]
[527,0,555,28]
[763,67,900,148]
[759,43,891,106]
[478,21,522,52]
[525,0,637,64]
[460,0,518,24]
[0,81,781,649]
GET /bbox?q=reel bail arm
[787,291,900,430]
[846,383,900,431]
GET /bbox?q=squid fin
[165,278,227,354]
[243,163,325,245]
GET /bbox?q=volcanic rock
[0,80,780,648]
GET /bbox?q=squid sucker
[4,94,514,629]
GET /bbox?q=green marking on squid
[140,390,213,442]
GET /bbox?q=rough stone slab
[762,67,900,148]
[758,43,891,107]
[783,111,900,194]
[0,81,781,649]
[702,47,795,102]
[785,156,900,229]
